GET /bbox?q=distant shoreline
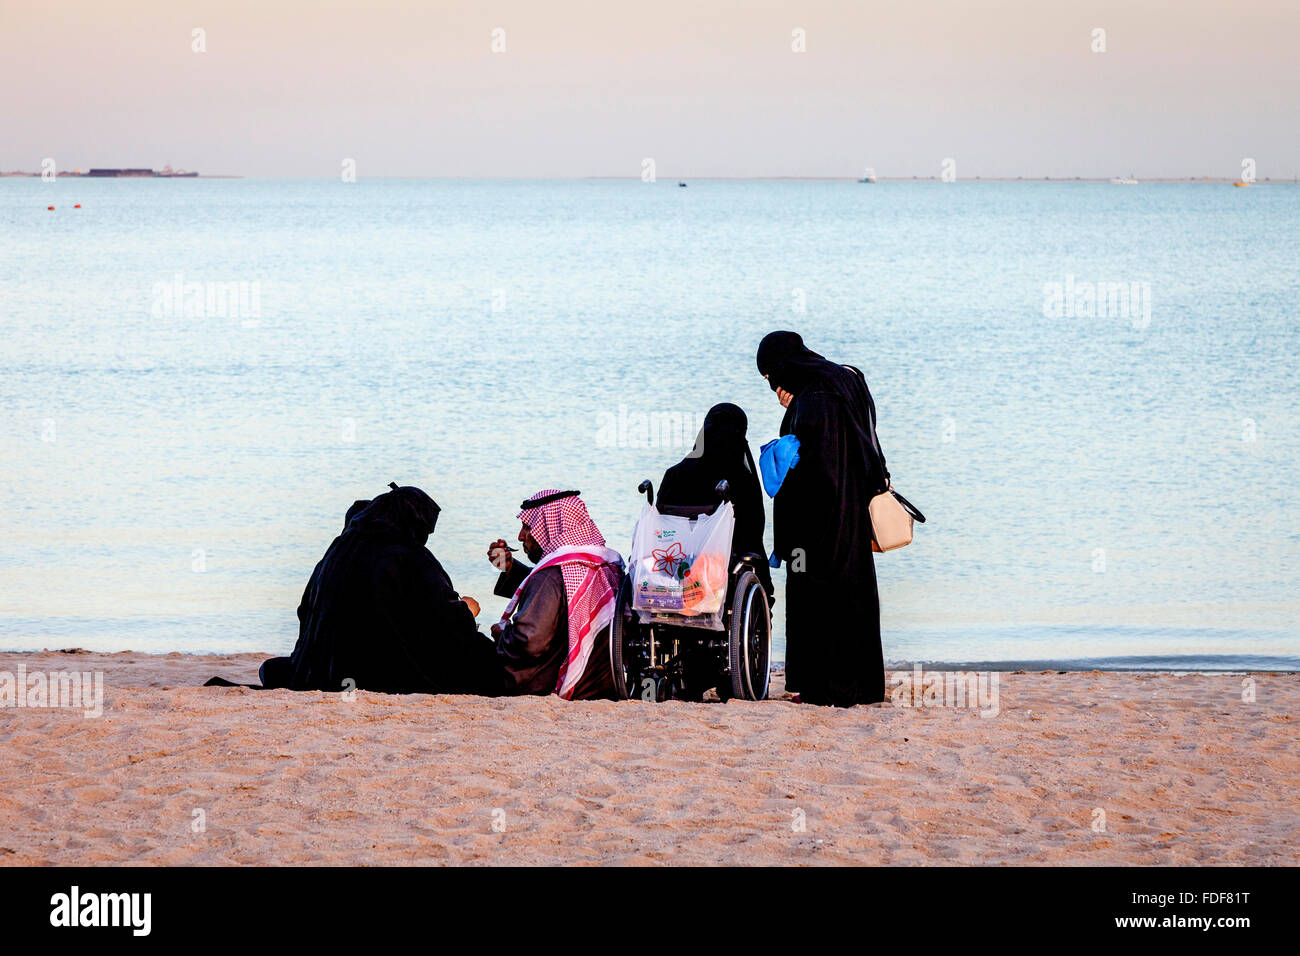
[1,173,1292,183]
[0,172,241,179]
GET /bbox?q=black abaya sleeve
[369,548,497,694]
[288,556,326,672]
[777,386,875,573]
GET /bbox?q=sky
[3,0,1298,179]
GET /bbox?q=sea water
[2,177,1297,669]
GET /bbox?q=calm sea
[2,178,1297,670]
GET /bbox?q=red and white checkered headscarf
[516,489,606,555]
[502,489,623,699]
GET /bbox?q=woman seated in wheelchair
[614,403,773,702]
[658,403,773,599]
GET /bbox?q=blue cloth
[758,435,801,498]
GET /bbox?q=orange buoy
[47,205,54,210]
[74,203,81,208]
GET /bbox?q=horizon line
[4,174,1296,183]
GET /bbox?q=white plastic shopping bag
[629,502,735,628]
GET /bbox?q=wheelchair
[609,478,772,702]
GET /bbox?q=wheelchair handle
[638,479,655,505]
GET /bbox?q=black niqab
[757,330,830,394]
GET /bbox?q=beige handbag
[869,485,926,553]
[839,363,926,553]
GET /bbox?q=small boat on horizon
[1110,176,1139,185]
[858,167,877,183]
[1232,180,1251,187]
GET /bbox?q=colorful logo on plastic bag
[651,542,687,578]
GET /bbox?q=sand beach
[0,651,1294,866]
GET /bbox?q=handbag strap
[843,363,891,492]
[888,489,926,524]
[843,366,926,528]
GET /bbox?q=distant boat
[1110,177,1139,185]
[677,181,687,187]
[1232,181,1251,187]
[858,167,877,183]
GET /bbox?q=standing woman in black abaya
[756,332,890,706]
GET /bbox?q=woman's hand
[461,596,481,618]
[487,538,513,572]
[777,387,793,408]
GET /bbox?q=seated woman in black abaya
[655,402,773,699]
[658,402,772,596]
[258,483,500,696]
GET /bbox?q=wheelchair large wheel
[727,570,771,700]
[609,577,638,700]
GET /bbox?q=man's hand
[461,596,481,618]
[490,622,503,640]
[487,538,514,573]
[777,387,793,408]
